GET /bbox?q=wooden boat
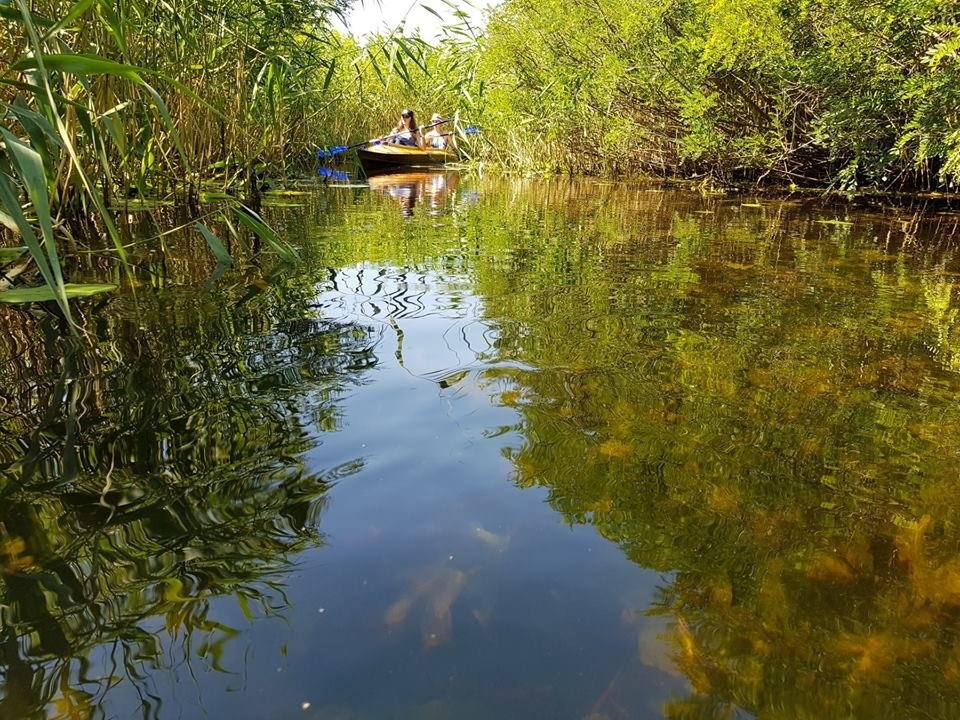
[357,143,458,174]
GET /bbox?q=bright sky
[338,0,499,41]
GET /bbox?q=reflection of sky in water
[99,262,676,719]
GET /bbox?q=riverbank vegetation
[477,0,960,191]
[0,0,490,316]
[2,0,960,314]
[0,0,352,317]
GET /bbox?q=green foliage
[898,23,960,182]
[312,10,486,163]
[473,0,960,189]
[0,282,117,302]
[0,0,349,317]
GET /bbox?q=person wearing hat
[384,108,423,148]
[424,113,456,150]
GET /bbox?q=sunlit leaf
[0,282,117,303]
[236,592,253,620]
[232,206,299,263]
[41,0,97,40]
[194,222,233,265]
[321,58,336,91]
[12,53,143,80]
[0,208,17,232]
[0,246,27,262]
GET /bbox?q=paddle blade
[461,125,481,136]
[317,145,349,159]
[318,166,349,181]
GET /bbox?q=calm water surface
[3,174,960,719]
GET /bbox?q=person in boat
[384,108,423,148]
[423,113,456,150]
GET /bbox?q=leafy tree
[474,0,960,190]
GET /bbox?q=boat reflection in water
[367,170,460,217]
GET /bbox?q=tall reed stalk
[0,0,361,324]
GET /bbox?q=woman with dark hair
[384,108,422,148]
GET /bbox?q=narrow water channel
[2,174,960,719]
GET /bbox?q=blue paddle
[317,166,350,181]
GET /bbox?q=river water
[2,172,960,719]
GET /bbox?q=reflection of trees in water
[0,292,378,718]
[470,193,960,718]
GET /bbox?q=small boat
[357,143,458,175]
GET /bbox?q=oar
[423,125,482,149]
[317,166,350,181]
[317,117,454,159]
[449,125,481,137]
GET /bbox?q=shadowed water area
[3,173,960,719]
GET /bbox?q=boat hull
[357,144,458,174]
